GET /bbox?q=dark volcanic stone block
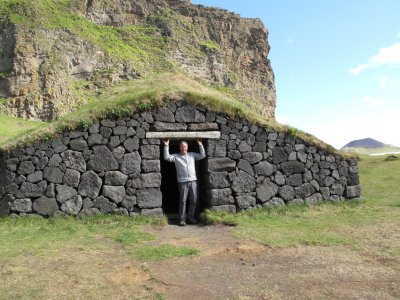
[61,195,83,215]
[272,147,288,164]
[236,194,256,209]
[256,180,278,203]
[18,161,35,175]
[175,106,205,123]
[232,170,256,193]
[206,158,236,172]
[140,145,160,160]
[280,161,305,176]
[19,181,47,198]
[88,146,118,172]
[295,183,315,199]
[105,171,128,186]
[120,152,141,175]
[254,161,276,176]
[33,196,59,216]
[61,150,86,172]
[93,196,117,213]
[206,188,234,206]
[345,185,361,198]
[142,160,161,173]
[207,172,230,189]
[43,167,64,184]
[56,185,78,203]
[78,171,102,199]
[10,198,32,213]
[63,169,80,188]
[103,186,126,203]
[152,122,187,131]
[154,107,175,122]
[136,188,162,209]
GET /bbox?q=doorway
[160,140,208,222]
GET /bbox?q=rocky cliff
[0,0,276,121]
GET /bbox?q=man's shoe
[187,218,199,225]
[179,220,186,226]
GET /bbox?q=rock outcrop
[0,0,276,120]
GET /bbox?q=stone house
[0,102,361,218]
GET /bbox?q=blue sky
[192,0,400,149]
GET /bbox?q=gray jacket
[163,144,206,182]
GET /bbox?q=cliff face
[0,0,276,121]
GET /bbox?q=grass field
[204,155,400,259]
[0,155,398,299]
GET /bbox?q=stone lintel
[146,131,221,140]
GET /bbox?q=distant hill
[341,138,400,155]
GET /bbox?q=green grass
[131,244,199,261]
[202,155,400,258]
[0,114,48,147]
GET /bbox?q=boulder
[123,137,140,152]
[87,146,118,172]
[10,198,32,213]
[236,194,256,209]
[280,161,305,176]
[237,159,254,176]
[78,171,102,199]
[206,188,234,206]
[120,152,141,175]
[279,185,295,201]
[61,195,83,215]
[242,152,263,164]
[63,169,80,188]
[61,150,86,172]
[263,197,285,207]
[152,122,187,131]
[33,196,59,216]
[295,183,315,199]
[56,185,78,203]
[102,186,126,203]
[140,145,160,160]
[154,107,175,122]
[207,172,230,189]
[272,147,288,164]
[121,195,137,211]
[105,171,128,186]
[175,106,205,123]
[70,139,88,151]
[77,208,101,218]
[93,196,117,213]
[206,158,236,172]
[256,180,278,203]
[18,161,35,175]
[232,171,256,193]
[141,160,161,173]
[253,161,276,176]
[19,181,47,198]
[345,185,361,198]
[136,188,162,209]
[287,174,303,187]
[26,171,43,183]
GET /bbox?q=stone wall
[0,103,361,217]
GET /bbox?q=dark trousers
[177,180,197,222]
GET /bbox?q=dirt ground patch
[139,224,400,299]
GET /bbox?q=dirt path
[131,224,400,300]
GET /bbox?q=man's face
[180,142,188,154]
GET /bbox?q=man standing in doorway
[163,139,206,226]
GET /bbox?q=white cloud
[363,96,385,107]
[350,42,400,75]
[287,37,295,44]
[377,74,400,89]
[276,114,289,124]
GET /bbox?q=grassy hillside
[0,73,338,155]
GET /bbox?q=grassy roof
[0,73,344,157]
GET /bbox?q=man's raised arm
[163,139,175,162]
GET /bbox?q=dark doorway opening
[160,140,208,222]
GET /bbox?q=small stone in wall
[256,179,278,203]
[295,183,315,199]
[236,194,256,210]
[140,145,160,160]
[18,161,35,175]
[105,171,128,186]
[280,161,305,176]
[136,188,162,209]
[56,185,78,203]
[63,169,80,188]
[10,198,32,213]
[120,152,141,175]
[263,197,285,208]
[78,171,102,199]
[102,186,126,204]
[93,196,117,213]
[272,147,288,164]
[61,195,83,215]
[61,150,86,172]
[87,146,118,172]
[33,196,58,216]
[345,185,361,198]
[232,170,256,193]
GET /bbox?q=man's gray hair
[179,140,188,146]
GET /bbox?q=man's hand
[197,139,203,145]
[163,139,170,145]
